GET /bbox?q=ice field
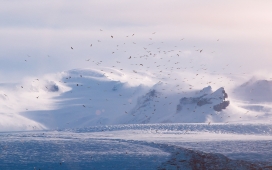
[1,123,272,170]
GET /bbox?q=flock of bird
[3,29,259,125]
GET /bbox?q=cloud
[0,0,272,84]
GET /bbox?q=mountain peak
[177,86,229,113]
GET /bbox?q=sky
[1,0,272,83]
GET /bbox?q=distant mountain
[230,78,272,118]
[233,78,272,102]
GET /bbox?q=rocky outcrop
[176,86,230,112]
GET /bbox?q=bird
[128,56,131,59]
[111,35,113,38]
[71,47,73,49]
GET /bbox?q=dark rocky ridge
[177,86,230,112]
[158,145,272,170]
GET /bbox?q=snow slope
[20,68,150,129]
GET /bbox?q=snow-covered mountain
[1,68,272,131]
[233,78,272,102]
[19,68,150,129]
[22,68,236,128]
[230,78,272,120]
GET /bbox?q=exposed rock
[176,86,230,112]
[46,82,59,92]
[213,101,230,112]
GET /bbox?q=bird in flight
[111,35,113,38]
[71,47,73,49]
